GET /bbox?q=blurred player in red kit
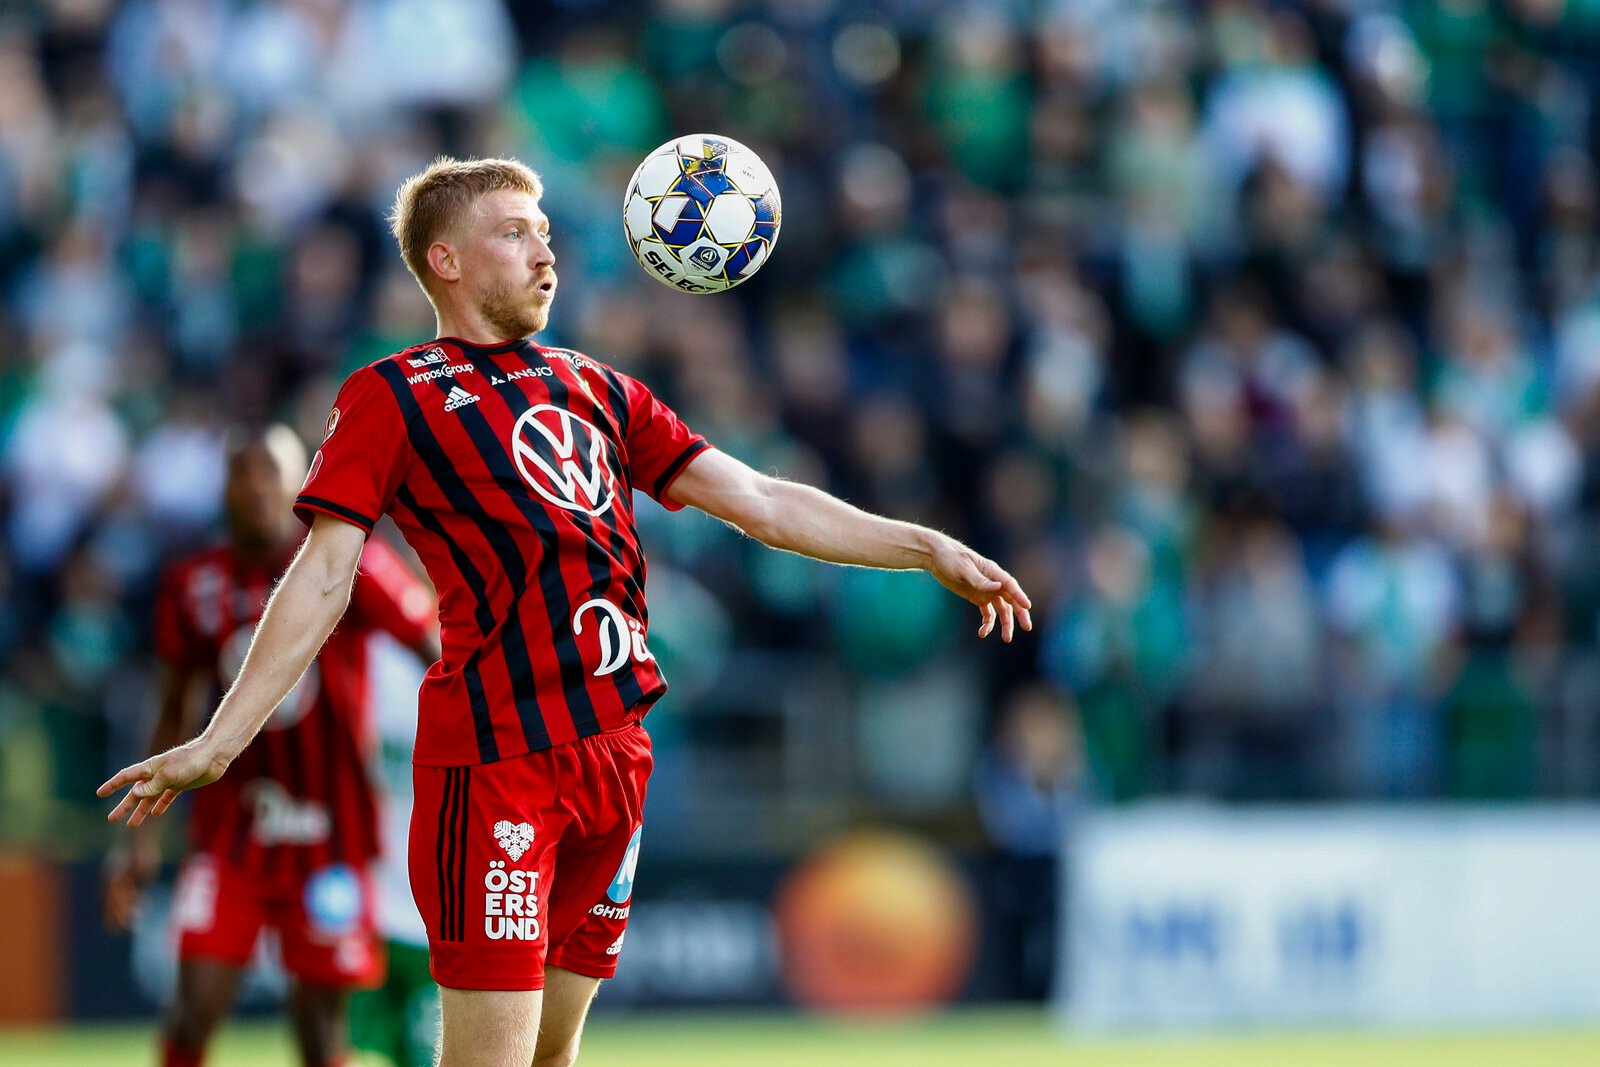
[103,425,439,1067]
[101,157,1031,1067]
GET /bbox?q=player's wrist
[911,526,948,570]
[195,722,247,768]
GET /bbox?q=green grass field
[9,1011,1600,1067]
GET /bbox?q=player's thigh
[169,957,246,1043]
[533,966,601,1066]
[437,986,543,1067]
[286,980,350,1065]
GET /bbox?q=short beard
[477,278,547,340]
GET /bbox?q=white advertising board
[1063,805,1600,1029]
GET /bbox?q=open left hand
[97,736,232,827]
[928,538,1034,641]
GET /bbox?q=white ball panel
[624,194,654,243]
[737,239,771,278]
[723,149,776,196]
[704,194,757,244]
[652,195,692,231]
[634,151,684,199]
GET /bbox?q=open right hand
[97,736,232,828]
[926,537,1034,642]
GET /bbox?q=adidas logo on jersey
[444,385,480,412]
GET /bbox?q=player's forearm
[199,550,355,763]
[743,479,943,570]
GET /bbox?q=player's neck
[433,311,528,349]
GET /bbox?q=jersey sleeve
[617,371,709,511]
[347,535,437,650]
[294,365,410,535]
[152,563,206,670]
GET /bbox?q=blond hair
[389,156,544,295]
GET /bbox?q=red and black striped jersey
[294,338,710,768]
[154,535,435,877]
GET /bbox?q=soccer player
[100,157,1032,1067]
[102,425,439,1067]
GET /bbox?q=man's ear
[427,240,459,285]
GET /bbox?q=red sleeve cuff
[651,441,711,510]
[294,495,377,535]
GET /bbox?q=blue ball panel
[672,169,733,206]
[660,218,706,247]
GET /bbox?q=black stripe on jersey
[394,485,496,636]
[434,767,454,940]
[593,361,633,446]
[295,495,376,533]
[654,439,711,500]
[581,363,652,622]
[479,347,609,736]
[535,354,647,719]
[454,767,471,942]
[459,648,495,760]
[392,487,501,762]
[421,364,583,749]
[400,364,557,753]
[374,361,523,760]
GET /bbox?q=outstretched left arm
[664,449,1033,641]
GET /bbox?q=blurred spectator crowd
[5,0,1600,857]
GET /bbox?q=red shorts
[409,723,652,991]
[171,854,384,988]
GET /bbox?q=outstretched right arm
[98,515,368,826]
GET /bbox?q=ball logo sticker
[572,598,654,677]
[607,825,643,904]
[493,819,536,861]
[690,245,720,270]
[511,404,618,516]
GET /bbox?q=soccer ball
[622,134,781,294]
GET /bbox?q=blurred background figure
[973,683,1095,1001]
[100,425,437,1067]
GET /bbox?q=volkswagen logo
[510,405,619,516]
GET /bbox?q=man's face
[455,189,558,340]
[225,443,295,547]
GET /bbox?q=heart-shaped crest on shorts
[493,820,535,861]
